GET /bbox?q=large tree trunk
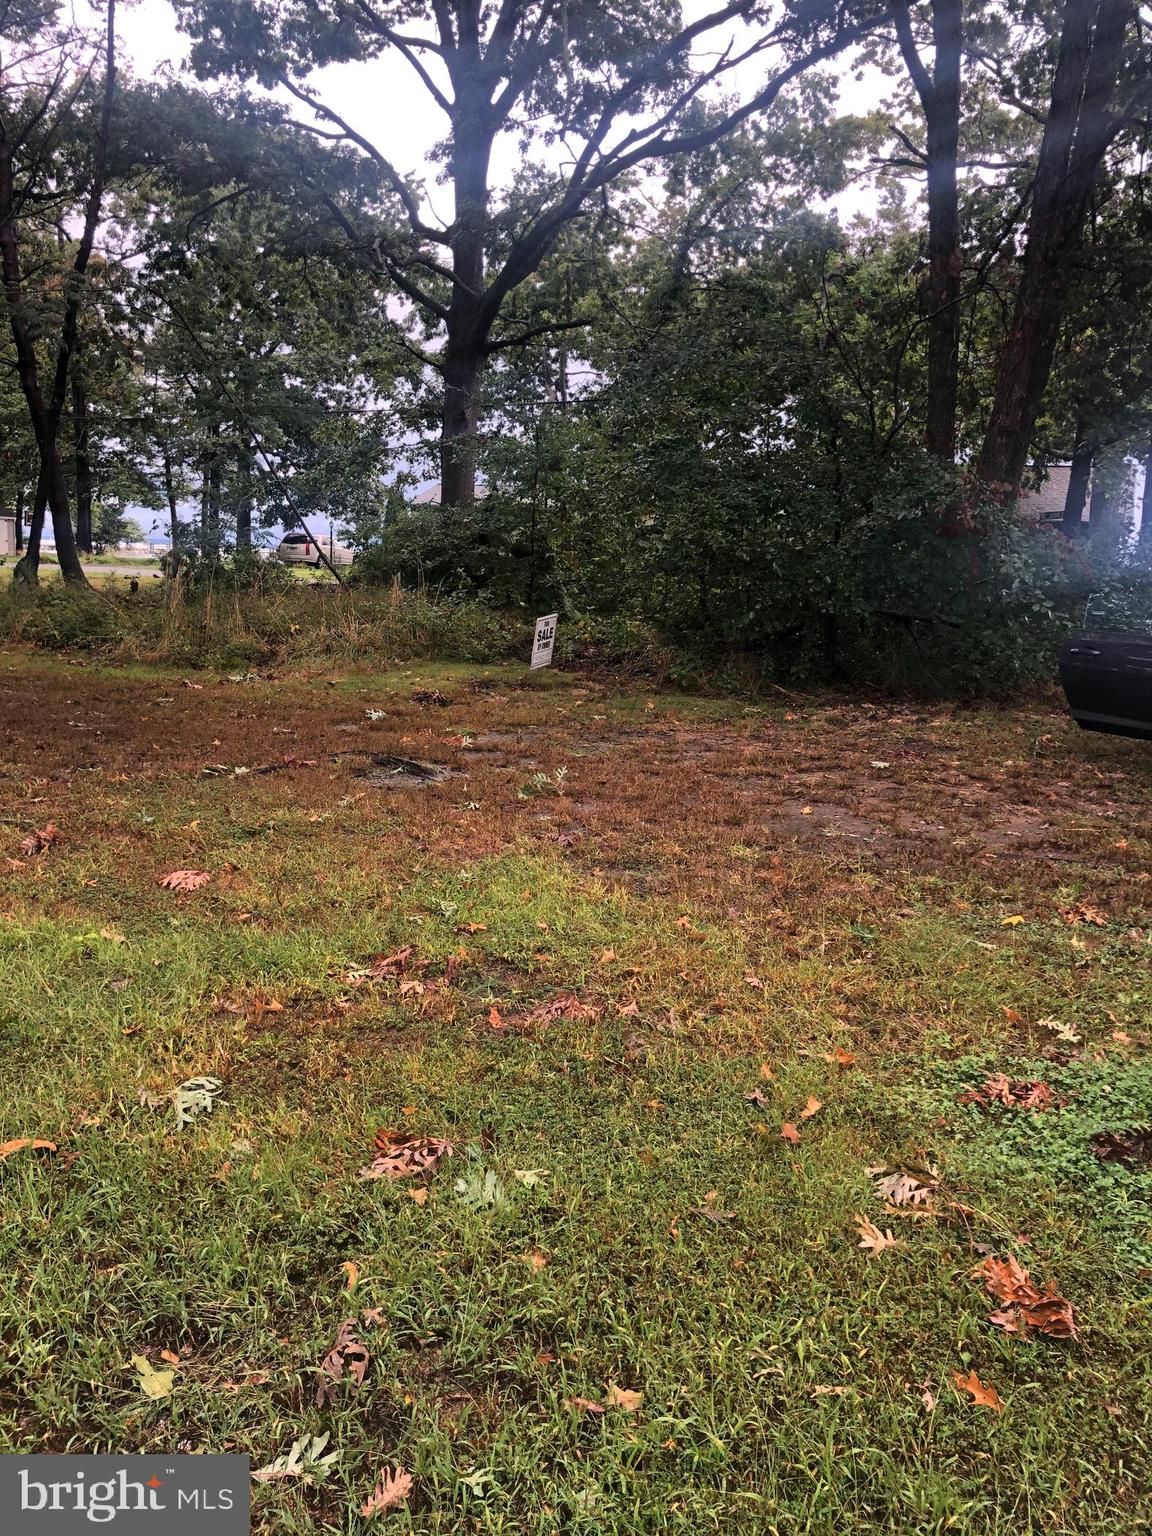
[1140,443,1152,547]
[1061,431,1093,534]
[896,0,963,461]
[440,347,484,512]
[439,92,493,514]
[162,446,180,547]
[14,483,25,550]
[13,467,48,585]
[977,0,1133,491]
[72,367,93,554]
[0,143,88,584]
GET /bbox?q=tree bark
[1061,435,1093,534]
[0,0,117,583]
[977,0,1134,491]
[162,446,180,547]
[14,483,25,550]
[896,0,963,461]
[439,77,494,513]
[72,367,93,553]
[13,467,48,585]
[1140,442,1152,547]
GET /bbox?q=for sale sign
[531,613,558,669]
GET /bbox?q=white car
[275,531,355,568]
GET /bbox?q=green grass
[1,655,1150,1533]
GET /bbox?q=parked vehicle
[1059,630,1152,740]
[275,531,355,568]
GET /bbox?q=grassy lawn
[1,650,1150,1534]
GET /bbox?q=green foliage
[922,1052,1152,1275]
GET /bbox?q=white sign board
[531,613,558,669]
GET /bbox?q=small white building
[0,517,16,557]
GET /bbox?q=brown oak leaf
[158,869,211,892]
[953,1370,1003,1412]
[20,823,59,857]
[361,1467,413,1517]
[316,1319,369,1407]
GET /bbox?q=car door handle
[1067,647,1102,656]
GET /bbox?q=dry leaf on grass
[315,1319,369,1407]
[565,1396,605,1414]
[974,1255,1077,1339]
[780,1122,801,1144]
[867,1166,936,1209]
[131,1354,176,1399]
[358,1132,454,1181]
[523,1248,548,1272]
[0,1137,57,1160]
[369,945,415,978]
[811,1384,850,1397]
[852,1214,903,1255]
[953,1370,1003,1412]
[504,993,601,1029]
[158,869,211,892]
[799,1096,822,1121]
[20,823,59,857]
[605,1385,643,1412]
[959,1074,1063,1112]
[360,1466,413,1516]
[824,1047,857,1070]
[340,1261,360,1291]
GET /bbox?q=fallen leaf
[853,1214,903,1255]
[361,1466,413,1517]
[759,1062,775,1080]
[974,1254,1077,1339]
[488,1005,504,1029]
[359,1132,454,1181]
[745,1088,769,1108]
[131,1354,176,1399]
[824,1047,856,1069]
[780,1122,801,1144]
[565,1396,605,1414]
[341,1261,360,1291]
[173,1076,224,1129]
[953,1370,1003,1412]
[524,1248,548,1272]
[811,1384,850,1397]
[1000,915,1025,927]
[600,948,617,963]
[799,1096,822,1121]
[253,1433,339,1485]
[916,1379,937,1412]
[458,922,488,934]
[369,945,415,977]
[959,1074,1063,1112]
[408,1186,430,1207]
[0,1137,56,1160]
[99,928,126,944]
[20,823,59,857]
[617,1000,640,1017]
[159,869,211,892]
[316,1319,369,1407]
[159,1349,181,1366]
[867,1167,936,1208]
[605,1385,643,1412]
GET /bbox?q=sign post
[531,613,558,669]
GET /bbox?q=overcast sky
[118,0,889,227]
